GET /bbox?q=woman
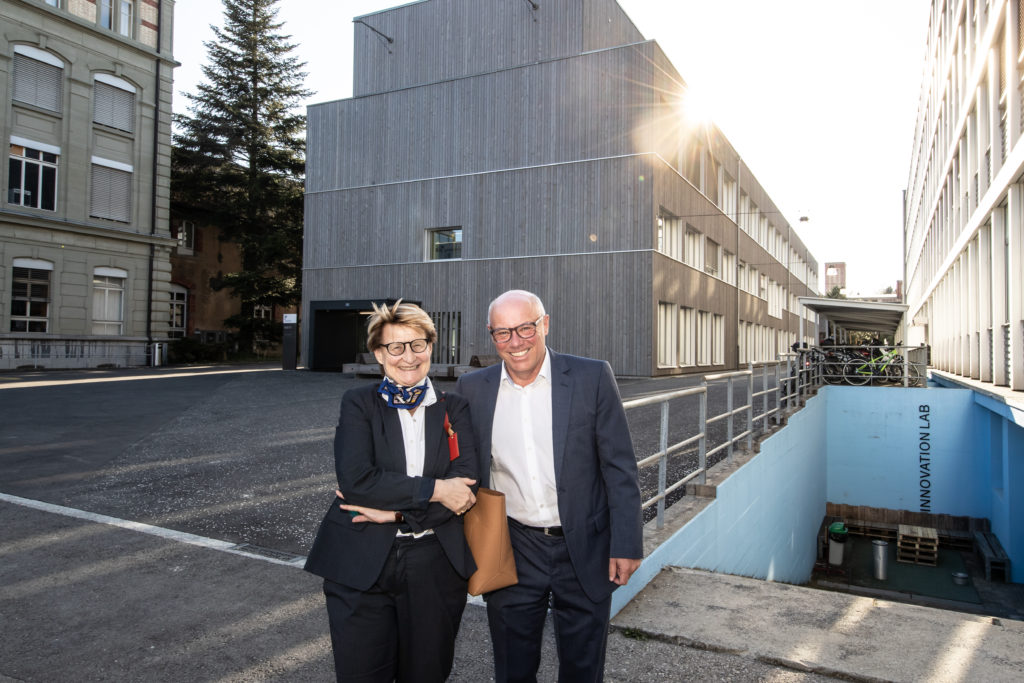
[305,300,478,682]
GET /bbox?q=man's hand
[431,477,477,515]
[609,557,641,586]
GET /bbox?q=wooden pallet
[897,525,938,565]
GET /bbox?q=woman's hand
[430,477,477,515]
[336,490,397,524]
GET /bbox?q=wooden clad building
[303,0,819,375]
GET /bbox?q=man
[456,289,643,683]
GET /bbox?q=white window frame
[426,227,462,260]
[99,0,134,37]
[175,220,195,253]
[92,267,127,335]
[696,311,711,366]
[657,302,677,368]
[712,314,725,365]
[678,306,695,367]
[684,226,702,269]
[10,258,53,333]
[8,139,59,211]
[169,285,188,339]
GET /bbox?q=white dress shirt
[490,349,560,527]
[384,378,437,537]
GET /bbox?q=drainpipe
[145,0,164,364]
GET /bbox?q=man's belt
[510,517,564,537]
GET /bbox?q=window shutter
[13,54,63,113]
[93,81,135,132]
[90,164,132,222]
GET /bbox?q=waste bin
[872,540,889,580]
[828,522,848,566]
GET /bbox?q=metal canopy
[797,296,908,338]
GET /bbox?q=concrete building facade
[303,0,819,375]
[0,0,175,368]
[904,0,1024,390]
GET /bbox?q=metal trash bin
[828,522,848,566]
[872,540,889,580]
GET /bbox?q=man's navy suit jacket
[304,385,478,591]
[455,349,643,602]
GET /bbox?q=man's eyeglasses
[379,339,430,356]
[489,316,544,344]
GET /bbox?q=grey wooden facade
[303,0,818,375]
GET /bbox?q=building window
[174,220,195,253]
[684,226,702,269]
[93,75,136,133]
[722,250,736,285]
[657,302,677,367]
[169,286,188,339]
[8,141,58,211]
[10,259,53,332]
[92,267,127,334]
[427,227,462,260]
[678,307,695,367]
[705,238,720,276]
[12,46,63,113]
[712,314,725,365]
[696,311,711,366]
[100,0,134,37]
[44,0,60,6]
[253,304,272,320]
[90,158,132,222]
[657,214,683,261]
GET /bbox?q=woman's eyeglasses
[380,338,430,356]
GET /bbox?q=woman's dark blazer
[304,385,478,591]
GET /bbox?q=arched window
[12,45,63,113]
[93,74,136,133]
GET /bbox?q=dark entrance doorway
[307,299,411,371]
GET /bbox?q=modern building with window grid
[0,0,175,368]
[903,0,1024,391]
[303,0,819,375]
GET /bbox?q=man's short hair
[487,289,547,325]
[366,299,437,350]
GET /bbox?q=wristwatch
[394,511,404,523]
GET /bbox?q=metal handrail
[627,363,798,529]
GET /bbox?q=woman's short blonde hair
[366,299,437,350]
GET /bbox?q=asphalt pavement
[0,363,832,682]
[5,363,1022,682]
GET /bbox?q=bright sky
[172,0,932,296]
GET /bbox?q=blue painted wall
[612,394,828,615]
[614,382,1023,616]
[825,386,988,518]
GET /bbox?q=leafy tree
[172,0,310,349]
[825,285,846,299]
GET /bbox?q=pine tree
[172,0,310,350]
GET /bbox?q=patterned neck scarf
[378,376,429,409]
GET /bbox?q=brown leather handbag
[463,488,518,596]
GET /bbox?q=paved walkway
[613,566,1024,682]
